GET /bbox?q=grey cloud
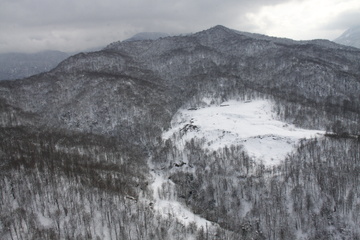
[1,0,288,27]
[324,9,360,30]
[0,0,330,53]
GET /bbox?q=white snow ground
[164,99,324,166]
[149,99,323,233]
[150,172,213,229]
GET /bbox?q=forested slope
[1,25,360,239]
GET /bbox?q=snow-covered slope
[334,26,360,48]
[164,99,324,166]
[150,173,214,229]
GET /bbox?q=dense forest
[1,25,360,239]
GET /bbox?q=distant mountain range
[0,33,172,81]
[0,50,70,80]
[124,32,171,41]
[334,25,360,48]
[0,46,104,81]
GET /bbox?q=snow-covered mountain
[1,25,360,239]
[334,25,360,48]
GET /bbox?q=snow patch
[37,213,52,228]
[164,99,323,166]
[150,173,213,228]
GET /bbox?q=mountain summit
[334,25,360,48]
[124,32,171,41]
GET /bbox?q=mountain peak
[192,25,238,44]
[206,25,235,34]
[210,25,229,30]
[334,26,360,48]
[124,32,170,42]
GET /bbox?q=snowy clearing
[163,99,324,166]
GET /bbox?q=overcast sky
[0,0,359,53]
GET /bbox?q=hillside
[1,25,360,239]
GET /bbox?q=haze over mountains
[0,47,103,81]
[0,32,174,81]
[1,25,360,239]
[0,33,173,81]
[2,26,358,81]
[334,25,360,48]
[124,32,171,41]
[0,50,70,80]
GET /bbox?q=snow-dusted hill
[334,26,360,48]
[2,25,360,240]
[164,99,323,165]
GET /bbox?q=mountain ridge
[1,25,360,136]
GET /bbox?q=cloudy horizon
[0,0,359,54]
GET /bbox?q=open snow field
[164,99,324,166]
